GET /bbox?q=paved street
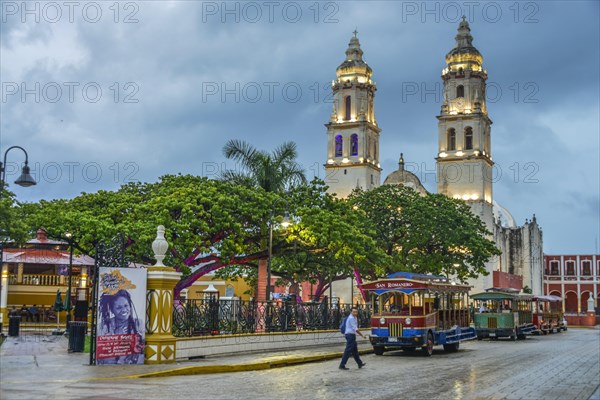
[1,328,599,400]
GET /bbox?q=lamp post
[0,146,37,197]
[65,232,74,330]
[266,210,291,303]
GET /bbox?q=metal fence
[173,298,372,337]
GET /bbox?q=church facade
[325,19,543,297]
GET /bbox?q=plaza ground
[0,328,598,400]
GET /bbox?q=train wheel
[373,346,384,356]
[422,333,434,357]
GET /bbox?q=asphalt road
[2,328,599,400]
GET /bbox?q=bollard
[8,315,21,337]
[68,321,87,352]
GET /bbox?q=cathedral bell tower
[436,18,494,228]
[325,31,381,198]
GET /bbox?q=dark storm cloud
[1,1,598,253]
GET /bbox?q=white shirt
[345,314,359,335]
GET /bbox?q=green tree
[215,179,388,299]
[0,188,34,244]
[349,185,500,282]
[23,175,384,299]
[221,139,307,192]
[25,175,276,296]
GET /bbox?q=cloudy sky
[1,1,598,254]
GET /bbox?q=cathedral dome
[493,200,517,228]
[445,17,483,68]
[383,154,428,195]
[336,31,373,79]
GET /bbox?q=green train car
[471,289,536,341]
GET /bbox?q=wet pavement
[1,328,599,400]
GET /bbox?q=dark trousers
[340,333,363,367]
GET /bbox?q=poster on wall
[96,267,147,365]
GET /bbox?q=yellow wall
[185,276,253,300]
[8,286,65,309]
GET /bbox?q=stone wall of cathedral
[493,218,544,295]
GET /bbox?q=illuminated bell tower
[436,17,494,228]
[325,31,381,198]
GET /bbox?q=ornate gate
[89,234,129,365]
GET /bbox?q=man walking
[339,307,366,370]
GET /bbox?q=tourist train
[361,272,477,356]
[361,273,569,356]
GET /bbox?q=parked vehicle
[532,295,567,334]
[361,272,476,356]
[471,289,536,340]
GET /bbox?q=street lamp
[0,146,37,197]
[65,232,74,330]
[266,210,291,303]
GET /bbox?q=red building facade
[543,254,599,324]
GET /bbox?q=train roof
[471,291,534,301]
[387,271,448,281]
[360,272,471,295]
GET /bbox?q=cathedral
[325,19,544,297]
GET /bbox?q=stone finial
[399,153,405,171]
[455,15,473,48]
[346,30,364,61]
[152,225,169,267]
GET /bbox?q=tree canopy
[349,185,500,282]
[20,175,384,297]
[7,153,501,298]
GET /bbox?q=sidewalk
[0,332,372,384]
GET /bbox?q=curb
[128,349,374,379]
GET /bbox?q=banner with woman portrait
[96,267,147,365]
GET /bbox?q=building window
[465,127,473,150]
[373,141,377,159]
[371,174,374,184]
[345,96,351,121]
[350,134,358,156]
[550,261,559,275]
[344,169,347,175]
[582,260,592,276]
[456,85,464,98]
[447,128,456,151]
[335,135,343,157]
[565,260,575,276]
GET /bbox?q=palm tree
[222,139,306,305]
[221,139,306,192]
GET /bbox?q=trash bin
[68,321,87,352]
[8,315,21,337]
